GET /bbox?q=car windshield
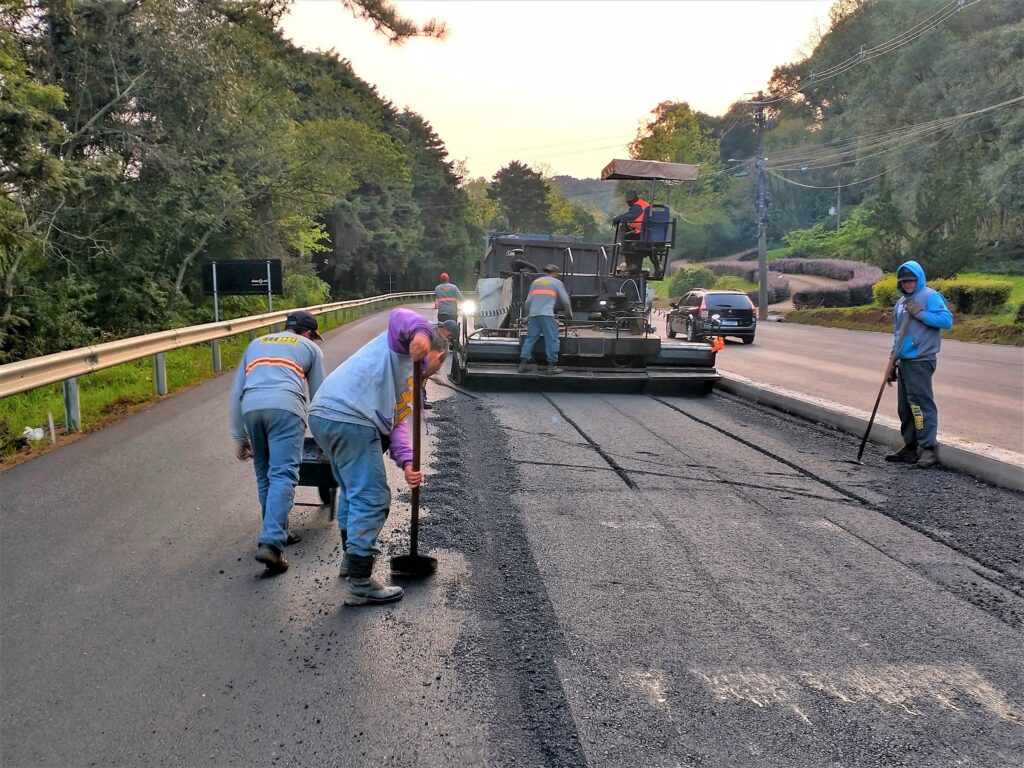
[706,293,753,310]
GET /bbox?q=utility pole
[836,169,842,231]
[754,93,768,321]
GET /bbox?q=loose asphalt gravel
[2,308,1022,767]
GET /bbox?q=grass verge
[785,305,1024,345]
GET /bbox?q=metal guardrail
[0,292,432,407]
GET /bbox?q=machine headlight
[599,300,607,307]
[461,300,477,316]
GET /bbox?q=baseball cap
[543,264,561,274]
[440,272,449,281]
[626,190,639,203]
[285,310,323,341]
[436,319,459,337]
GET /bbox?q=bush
[873,277,1012,314]
[711,275,749,291]
[669,264,715,299]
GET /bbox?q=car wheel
[686,319,697,342]
[742,336,755,345]
[666,316,676,339]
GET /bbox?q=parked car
[666,289,756,344]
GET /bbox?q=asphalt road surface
[669,315,1024,454]
[2,307,1022,767]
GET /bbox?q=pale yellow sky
[280,0,835,179]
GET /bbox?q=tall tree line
[627,0,1023,273]
[0,0,477,362]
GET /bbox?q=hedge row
[771,258,883,309]
[873,277,1013,314]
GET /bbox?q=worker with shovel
[308,309,450,606]
[884,260,953,468]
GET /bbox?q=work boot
[285,532,302,546]
[255,545,288,575]
[544,365,564,375]
[517,360,534,373]
[884,444,919,463]
[338,531,350,577]
[916,448,939,468]
[343,554,403,606]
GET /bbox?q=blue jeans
[897,358,939,449]
[521,315,559,364]
[308,416,390,559]
[243,408,305,551]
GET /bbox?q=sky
[280,0,836,180]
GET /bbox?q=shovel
[390,360,438,577]
[855,310,911,464]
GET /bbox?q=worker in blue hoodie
[885,260,953,468]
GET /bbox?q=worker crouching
[308,309,449,606]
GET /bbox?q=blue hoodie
[893,260,953,362]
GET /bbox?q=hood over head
[896,260,926,296]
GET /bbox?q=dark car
[666,289,757,344]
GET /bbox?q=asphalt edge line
[716,372,1024,493]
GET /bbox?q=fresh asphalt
[1,307,1022,767]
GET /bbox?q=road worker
[612,190,650,274]
[434,272,463,324]
[885,260,953,468]
[308,309,449,606]
[518,264,572,375]
[230,310,326,575]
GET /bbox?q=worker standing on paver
[308,309,451,606]
[230,310,326,575]
[885,260,953,468]
[518,264,572,375]
[434,272,463,324]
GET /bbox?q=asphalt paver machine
[448,159,721,391]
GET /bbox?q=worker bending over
[518,264,572,376]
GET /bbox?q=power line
[752,0,984,106]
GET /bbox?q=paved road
[2,307,1022,767]
[681,316,1023,453]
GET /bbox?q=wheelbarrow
[296,436,337,520]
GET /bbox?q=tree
[487,162,553,234]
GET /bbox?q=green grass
[766,246,793,261]
[0,301,402,459]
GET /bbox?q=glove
[235,441,252,461]
[905,299,923,317]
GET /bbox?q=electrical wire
[752,0,984,106]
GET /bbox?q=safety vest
[627,198,650,235]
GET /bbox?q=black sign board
[202,260,284,296]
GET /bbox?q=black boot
[338,530,350,577]
[916,448,939,468]
[885,444,919,463]
[344,555,403,606]
[255,545,288,575]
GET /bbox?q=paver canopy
[600,158,700,182]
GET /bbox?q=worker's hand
[886,365,897,385]
[905,299,923,317]
[235,441,253,461]
[409,332,431,362]
[404,463,424,488]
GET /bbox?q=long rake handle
[409,361,422,555]
[857,311,911,462]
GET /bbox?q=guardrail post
[153,352,168,395]
[62,377,80,433]
[211,339,222,373]
[248,330,257,342]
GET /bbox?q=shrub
[669,264,715,298]
[873,277,1012,314]
[711,275,749,291]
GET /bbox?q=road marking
[691,664,1024,724]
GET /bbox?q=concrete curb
[717,372,1024,493]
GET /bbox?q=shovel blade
[390,554,438,577]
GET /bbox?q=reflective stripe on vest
[531,288,558,298]
[628,199,650,234]
[245,357,306,379]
